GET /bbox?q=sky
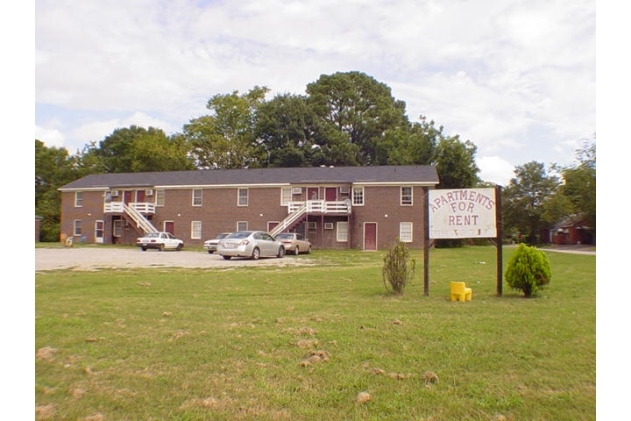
[33,0,595,186]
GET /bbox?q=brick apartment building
[58,165,439,250]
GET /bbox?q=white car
[136,232,184,251]
[203,232,231,254]
[217,231,285,260]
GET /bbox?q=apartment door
[94,220,104,244]
[164,221,174,235]
[325,187,337,201]
[364,222,377,250]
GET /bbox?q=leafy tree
[306,71,410,165]
[87,125,192,173]
[505,243,551,297]
[559,140,596,228]
[254,93,321,167]
[184,86,269,169]
[433,136,480,188]
[35,140,80,241]
[502,161,561,244]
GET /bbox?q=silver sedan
[217,231,285,260]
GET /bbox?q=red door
[325,187,337,201]
[123,190,133,204]
[164,221,174,235]
[364,223,377,250]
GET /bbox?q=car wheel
[159,244,165,251]
[222,255,231,260]
[251,247,260,260]
[293,246,300,256]
[141,247,147,251]
[176,243,183,251]
[277,246,285,258]
[307,245,312,254]
[208,250,213,254]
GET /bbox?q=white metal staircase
[123,203,159,234]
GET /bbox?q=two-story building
[58,165,439,250]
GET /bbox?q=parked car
[275,232,312,255]
[203,232,231,254]
[136,232,184,251]
[217,231,285,260]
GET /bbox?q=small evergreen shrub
[505,243,551,297]
[382,239,416,295]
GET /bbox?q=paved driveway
[35,247,312,271]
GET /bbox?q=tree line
[35,71,595,244]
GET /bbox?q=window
[237,221,248,231]
[192,189,202,206]
[324,222,334,230]
[191,221,202,239]
[307,222,317,231]
[336,221,348,242]
[281,187,292,205]
[156,189,165,206]
[352,187,364,206]
[74,191,83,207]
[73,220,82,236]
[401,186,413,205]
[238,188,248,206]
[400,222,413,242]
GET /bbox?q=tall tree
[184,86,269,169]
[502,161,561,244]
[88,125,191,173]
[35,140,80,241]
[432,136,480,188]
[306,71,410,165]
[560,140,596,227]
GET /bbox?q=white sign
[428,188,497,239]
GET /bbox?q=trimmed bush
[505,244,551,297]
[382,239,416,295]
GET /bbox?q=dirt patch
[35,247,315,271]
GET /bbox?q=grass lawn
[35,246,595,420]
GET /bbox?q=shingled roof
[59,165,439,191]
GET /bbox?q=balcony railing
[287,200,351,214]
[104,202,156,214]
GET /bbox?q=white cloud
[477,156,516,186]
[34,0,595,169]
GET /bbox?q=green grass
[35,247,595,420]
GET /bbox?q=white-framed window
[192,189,203,206]
[307,221,317,231]
[324,222,334,230]
[281,187,292,205]
[238,188,248,206]
[237,221,248,231]
[401,186,413,206]
[113,220,123,237]
[156,189,165,206]
[73,220,82,236]
[74,191,83,207]
[336,221,348,242]
[352,187,364,206]
[399,222,413,242]
[191,221,202,239]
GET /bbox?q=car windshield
[227,231,252,239]
[143,233,160,238]
[276,233,293,239]
[217,233,229,239]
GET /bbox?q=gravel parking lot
[35,247,313,271]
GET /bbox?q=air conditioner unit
[292,187,302,194]
[111,190,119,197]
[324,223,334,230]
[145,189,154,196]
[339,186,350,194]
